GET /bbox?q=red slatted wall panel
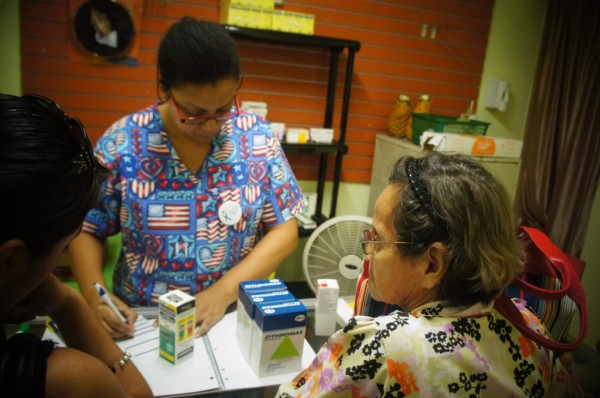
[20,0,494,183]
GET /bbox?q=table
[4,298,340,398]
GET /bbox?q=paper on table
[116,317,220,397]
[43,311,317,397]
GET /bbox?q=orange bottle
[407,94,431,140]
[387,95,413,139]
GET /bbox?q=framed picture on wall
[69,0,141,66]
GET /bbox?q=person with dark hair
[69,17,305,338]
[0,93,152,397]
[277,152,581,397]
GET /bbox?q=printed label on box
[159,290,196,364]
[236,279,289,362]
[249,299,307,377]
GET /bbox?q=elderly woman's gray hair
[388,152,525,307]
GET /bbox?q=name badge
[218,200,242,225]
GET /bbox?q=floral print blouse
[277,299,581,397]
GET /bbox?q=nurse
[70,17,305,338]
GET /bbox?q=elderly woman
[277,152,580,397]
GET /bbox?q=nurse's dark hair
[0,93,106,257]
[158,17,240,91]
[388,152,525,307]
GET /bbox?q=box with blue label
[236,279,289,361]
[249,299,307,377]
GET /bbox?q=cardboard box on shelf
[286,128,309,144]
[272,10,315,35]
[220,0,274,10]
[309,128,333,143]
[270,122,286,141]
[421,132,522,158]
[220,4,272,30]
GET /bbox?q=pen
[45,319,63,341]
[94,282,127,323]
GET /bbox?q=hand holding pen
[93,282,136,338]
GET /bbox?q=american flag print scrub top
[82,104,306,305]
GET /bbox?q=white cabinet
[367,134,521,216]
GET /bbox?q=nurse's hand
[193,286,231,337]
[92,293,137,339]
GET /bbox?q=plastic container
[411,113,490,145]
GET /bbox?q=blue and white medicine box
[236,279,288,361]
[249,299,307,377]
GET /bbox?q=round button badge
[218,200,242,226]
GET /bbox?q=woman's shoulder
[102,104,161,138]
[46,347,129,397]
[230,112,273,136]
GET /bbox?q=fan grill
[303,216,372,295]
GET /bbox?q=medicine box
[220,4,272,30]
[249,299,307,377]
[237,290,296,362]
[315,279,339,336]
[286,128,309,144]
[236,279,288,361]
[309,128,334,144]
[270,122,286,142]
[159,289,196,365]
[272,10,315,35]
[220,0,274,10]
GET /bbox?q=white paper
[42,311,317,397]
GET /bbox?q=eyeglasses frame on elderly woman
[22,94,95,175]
[361,229,411,256]
[170,94,243,126]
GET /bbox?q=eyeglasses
[361,229,411,255]
[171,94,242,126]
[23,94,95,175]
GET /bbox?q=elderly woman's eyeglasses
[22,94,95,175]
[361,229,410,255]
[171,95,242,126]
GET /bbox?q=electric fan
[302,215,372,296]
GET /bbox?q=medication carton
[236,279,288,361]
[315,279,339,336]
[250,299,307,377]
[159,289,196,364]
[238,289,296,362]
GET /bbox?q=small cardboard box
[236,279,288,361]
[286,128,309,143]
[309,128,334,144]
[159,290,196,364]
[221,0,274,10]
[249,299,307,377]
[220,4,272,30]
[421,132,523,158]
[315,279,339,336]
[272,10,315,35]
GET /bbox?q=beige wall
[476,0,546,140]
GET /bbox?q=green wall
[0,0,21,95]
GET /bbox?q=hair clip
[73,150,94,175]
